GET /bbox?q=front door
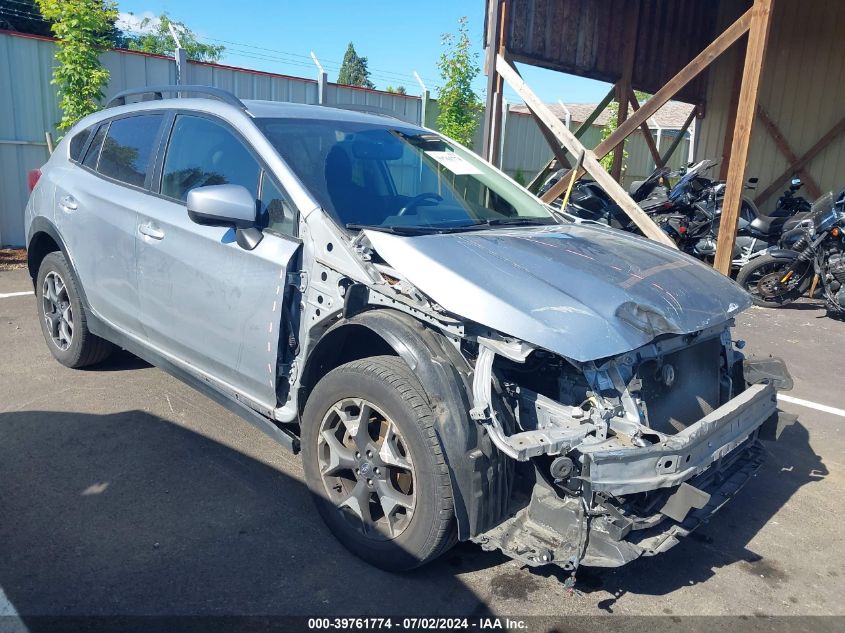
[136,113,301,411]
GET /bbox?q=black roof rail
[105,85,247,110]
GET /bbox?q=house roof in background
[509,100,695,130]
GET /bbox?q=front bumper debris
[475,382,779,569]
[579,382,777,496]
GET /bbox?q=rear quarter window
[82,125,107,170]
[97,115,164,188]
[69,127,93,162]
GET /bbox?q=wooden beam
[755,105,822,200]
[610,83,629,181]
[714,0,774,275]
[719,40,747,179]
[481,0,505,164]
[610,2,640,181]
[574,86,616,137]
[629,91,664,168]
[496,55,677,248]
[531,111,571,168]
[753,113,845,206]
[525,88,616,193]
[541,8,752,203]
[660,108,697,165]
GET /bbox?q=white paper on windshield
[425,151,482,176]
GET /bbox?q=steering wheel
[397,193,443,216]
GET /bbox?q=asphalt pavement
[1,267,843,625]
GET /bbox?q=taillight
[27,169,42,193]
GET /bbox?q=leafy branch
[35,0,118,132]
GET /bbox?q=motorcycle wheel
[735,253,810,308]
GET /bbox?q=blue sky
[115,0,611,105]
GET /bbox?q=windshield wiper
[345,223,479,235]
[473,217,558,227]
[346,217,557,236]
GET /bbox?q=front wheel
[736,253,809,308]
[301,356,456,571]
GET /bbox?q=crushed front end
[468,324,791,570]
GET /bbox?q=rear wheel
[36,252,113,368]
[301,356,456,571]
[736,253,809,308]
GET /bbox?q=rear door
[54,113,166,336]
[136,113,301,412]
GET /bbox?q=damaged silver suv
[25,86,791,573]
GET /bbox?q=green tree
[435,17,482,147]
[35,0,117,132]
[337,42,374,88]
[386,85,407,95]
[599,99,623,172]
[121,12,224,62]
[599,90,649,171]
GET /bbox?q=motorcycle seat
[747,211,806,238]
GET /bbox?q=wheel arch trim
[300,309,511,540]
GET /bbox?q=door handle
[58,195,78,212]
[139,222,165,240]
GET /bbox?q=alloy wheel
[317,398,416,541]
[42,271,73,351]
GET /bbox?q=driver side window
[161,115,260,203]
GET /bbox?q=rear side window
[161,115,260,202]
[69,127,93,162]
[82,125,107,170]
[97,115,164,187]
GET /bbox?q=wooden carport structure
[483,0,841,274]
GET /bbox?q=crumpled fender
[304,309,512,539]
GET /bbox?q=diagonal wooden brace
[495,55,676,248]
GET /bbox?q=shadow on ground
[0,409,501,621]
[534,414,827,609]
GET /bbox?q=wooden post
[610,82,629,181]
[524,86,616,192]
[481,0,505,164]
[496,55,677,248]
[541,8,753,203]
[719,40,747,179]
[610,2,639,182]
[629,91,664,168]
[714,0,774,275]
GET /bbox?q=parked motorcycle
[658,173,811,268]
[736,190,845,313]
[539,164,671,230]
[543,159,810,269]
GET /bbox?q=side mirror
[187,184,263,250]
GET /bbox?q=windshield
[256,117,556,232]
[809,191,839,233]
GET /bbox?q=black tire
[301,355,456,571]
[36,251,113,368]
[736,253,807,308]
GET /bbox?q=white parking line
[0,290,33,299]
[778,394,845,418]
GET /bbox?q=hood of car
[364,223,751,362]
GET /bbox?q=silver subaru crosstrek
[25,86,790,575]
